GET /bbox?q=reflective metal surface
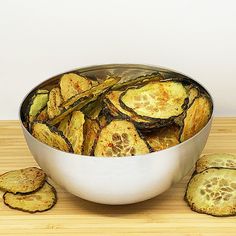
[19,64,213,205]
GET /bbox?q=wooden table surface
[0,118,235,236]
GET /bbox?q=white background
[0,0,235,119]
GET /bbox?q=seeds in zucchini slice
[32,122,73,152]
[27,91,49,122]
[120,81,188,120]
[196,153,236,173]
[144,125,180,152]
[47,87,64,119]
[185,168,236,216]
[60,73,92,101]
[82,118,100,156]
[180,96,212,142]
[3,182,57,213]
[58,111,85,154]
[94,120,151,157]
[0,167,46,194]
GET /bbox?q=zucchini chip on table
[47,87,64,119]
[32,122,73,152]
[58,111,85,154]
[3,182,57,213]
[27,89,49,122]
[180,95,212,142]
[120,81,188,121]
[144,125,180,152]
[196,153,236,173]
[185,168,236,217]
[0,167,46,194]
[94,120,151,157]
[82,118,100,156]
[60,73,92,101]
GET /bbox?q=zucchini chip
[185,168,236,217]
[3,182,57,213]
[180,96,212,142]
[82,95,104,119]
[120,81,188,121]
[0,167,46,194]
[35,107,49,122]
[48,77,118,125]
[144,125,180,152]
[186,85,199,107]
[32,122,73,152]
[196,153,236,173]
[58,111,85,154]
[27,90,49,122]
[82,118,100,156]
[60,73,92,101]
[105,90,162,129]
[112,73,163,90]
[94,120,151,157]
[47,87,64,119]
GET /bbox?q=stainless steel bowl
[19,64,213,205]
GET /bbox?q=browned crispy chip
[0,167,46,194]
[3,182,57,213]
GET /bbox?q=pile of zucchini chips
[185,153,236,217]
[25,72,212,157]
[0,167,56,213]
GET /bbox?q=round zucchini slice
[94,120,151,157]
[180,95,212,142]
[120,81,188,121]
[185,168,236,217]
[3,182,57,213]
[0,167,46,194]
[144,125,180,152]
[196,153,236,173]
[31,122,73,152]
[60,73,92,101]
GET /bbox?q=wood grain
[0,118,235,236]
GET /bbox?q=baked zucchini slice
[180,95,212,142]
[144,125,180,152]
[94,120,151,157]
[58,111,85,154]
[60,73,92,101]
[3,182,57,213]
[185,168,236,217]
[82,95,104,119]
[0,167,46,194]
[112,72,163,90]
[47,87,64,119]
[196,153,236,173]
[32,122,73,152]
[186,85,199,107]
[35,107,49,122]
[27,90,49,122]
[82,118,100,156]
[120,81,188,121]
[48,77,118,125]
[105,90,163,129]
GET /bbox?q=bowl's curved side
[21,117,212,205]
